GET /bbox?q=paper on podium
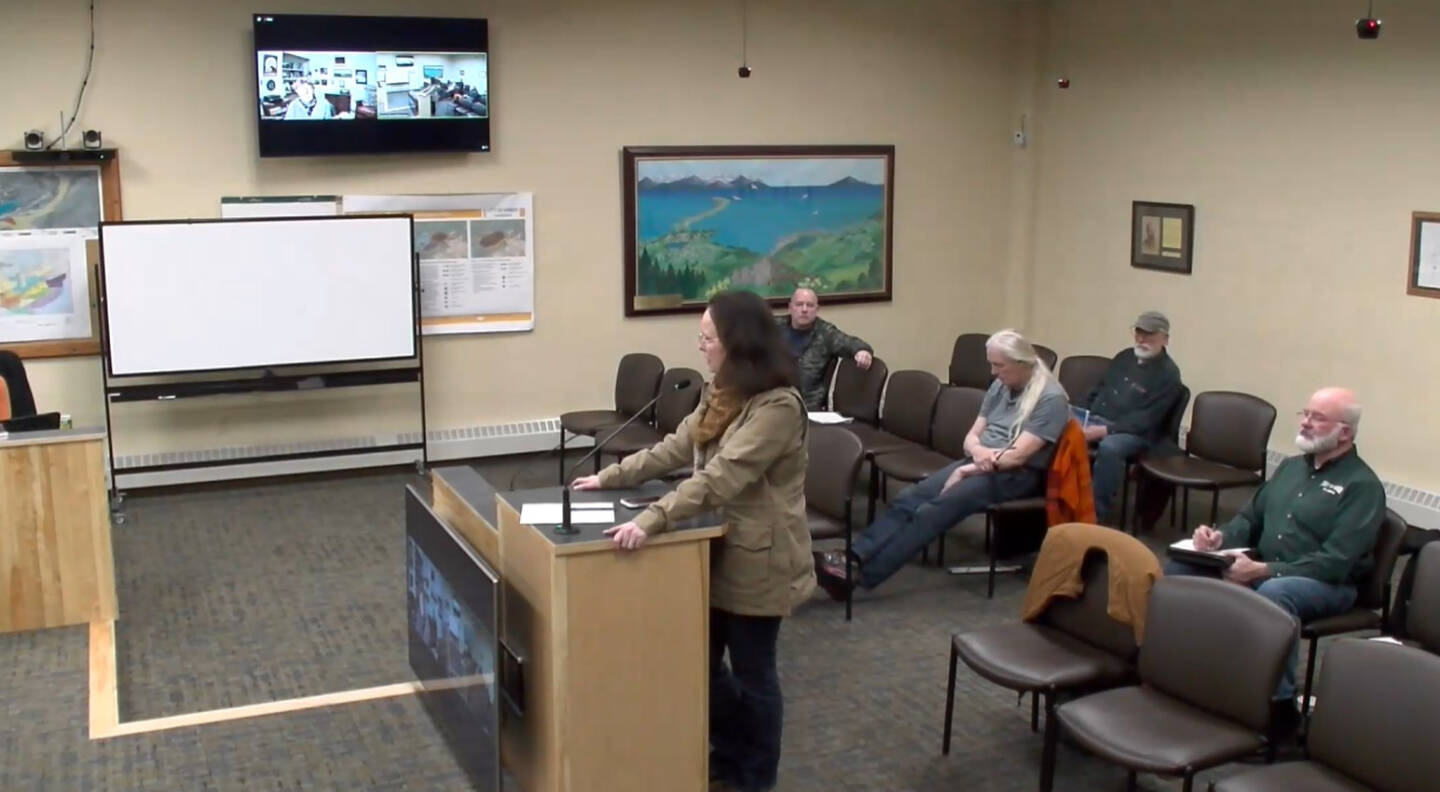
[520,502,616,525]
[807,411,853,424]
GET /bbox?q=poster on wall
[343,193,534,335]
[0,166,101,345]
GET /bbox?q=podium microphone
[558,378,693,534]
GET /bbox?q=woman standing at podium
[573,289,814,792]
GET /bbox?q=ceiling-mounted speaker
[82,129,102,150]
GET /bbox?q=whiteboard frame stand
[98,250,428,512]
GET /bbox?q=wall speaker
[23,130,44,150]
[82,130,102,150]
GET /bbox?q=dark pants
[1163,560,1356,700]
[1091,431,1150,523]
[710,608,783,791]
[852,461,1044,588]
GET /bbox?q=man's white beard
[1295,425,1342,454]
[1133,344,1160,360]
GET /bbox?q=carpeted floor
[1,453,1349,791]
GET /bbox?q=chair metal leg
[1301,636,1320,719]
[987,513,998,599]
[867,460,880,525]
[1038,692,1058,792]
[1209,489,1220,526]
[938,533,947,567]
[1180,487,1189,533]
[844,503,854,623]
[942,642,958,755]
[1126,769,1138,792]
[1119,462,1132,533]
[1030,691,1039,733]
[1182,772,1194,792]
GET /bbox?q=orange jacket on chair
[1021,522,1162,641]
[0,376,9,421]
[1045,418,1096,526]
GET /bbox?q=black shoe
[1268,697,1303,744]
[814,555,858,602]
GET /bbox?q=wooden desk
[0,429,117,633]
[431,467,721,792]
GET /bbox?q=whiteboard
[101,215,416,376]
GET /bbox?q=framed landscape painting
[622,145,895,316]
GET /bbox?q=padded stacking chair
[557,352,664,482]
[805,425,866,621]
[1049,576,1297,792]
[1210,638,1440,792]
[1034,344,1058,371]
[1136,390,1275,531]
[1407,542,1440,653]
[948,333,991,389]
[843,369,941,458]
[830,356,889,426]
[945,550,1140,792]
[1297,508,1406,720]
[1056,354,1111,404]
[595,368,703,464]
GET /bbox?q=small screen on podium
[405,487,501,791]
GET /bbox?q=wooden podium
[0,429,117,634]
[431,466,722,792]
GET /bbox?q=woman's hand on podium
[572,475,602,490]
[604,521,648,550]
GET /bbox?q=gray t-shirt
[977,377,1070,469]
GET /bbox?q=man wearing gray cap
[1076,311,1184,524]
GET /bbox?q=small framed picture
[1131,201,1195,275]
[356,69,368,85]
[1408,212,1440,298]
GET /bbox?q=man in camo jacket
[775,288,874,411]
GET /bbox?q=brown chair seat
[807,510,848,540]
[1210,762,1369,792]
[1304,609,1382,637]
[843,422,917,457]
[591,423,664,456]
[1058,686,1265,774]
[560,408,628,436]
[954,625,1133,692]
[873,446,954,482]
[1139,455,1261,489]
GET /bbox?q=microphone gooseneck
[556,378,692,534]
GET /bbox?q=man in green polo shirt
[1170,386,1385,727]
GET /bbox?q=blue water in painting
[637,185,883,255]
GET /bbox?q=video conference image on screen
[258,50,488,121]
[406,536,498,727]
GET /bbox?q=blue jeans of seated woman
[1163,560,1357,701]
[710,608,783,792]
[852,460,1045,589]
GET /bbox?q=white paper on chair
[1369,636,1403,645]
[520,502,616,525]
[807,411,854,424]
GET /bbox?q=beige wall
[1025,0,1440,491]
[4,0,1024,455]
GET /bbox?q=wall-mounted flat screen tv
[254,13,489,157]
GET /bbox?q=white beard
[1133,344,1161,361]
[1295,425,1341,454]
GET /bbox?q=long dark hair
[708,290,797,398]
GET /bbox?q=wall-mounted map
[0,166,101,345]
